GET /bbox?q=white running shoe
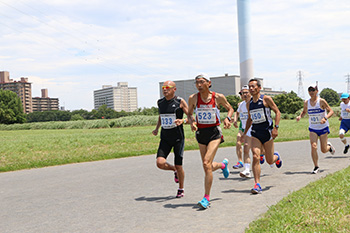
[240,170,250,178]
[328,142,335,155]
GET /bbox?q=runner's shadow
[135,196,176,203]
[222,185,273,194]
[325,156,347,159]
[219,174,269,181]
[163,198,222,210]
[284,169,325,175]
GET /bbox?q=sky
[0,0,349,111]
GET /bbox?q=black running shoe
[312,166,319,174]
[344,145,350,154]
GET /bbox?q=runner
[152,80,190,198]
[296,85,335,174]
[241,78,282,194]
[233,85,252,178]
[339,93,350,154]
[187,74,234,209]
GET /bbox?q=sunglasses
[162,85,174,90]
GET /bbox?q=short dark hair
[248,78,261,87]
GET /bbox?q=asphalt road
[0,138,349,233]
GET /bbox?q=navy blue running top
[249,95,273,131]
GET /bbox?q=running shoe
[198,197,210,209]
[174,171,179,183]
[328,142,335,155]
[251,183,262,194]
[232,161,243,169]
[176,189,184,198]
[275,152,282,168]
[344,145,349,154]
[312,166,319,174]
[240,170,251,178]
[260,154,265,164]
[222,158,229,178]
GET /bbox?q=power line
[345,73,350,93]
[297,70,305,99]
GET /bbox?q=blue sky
[0,0,349,110]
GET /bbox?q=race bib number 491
[160,114,176,129]
[197,108,216,124]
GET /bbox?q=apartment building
[32,89,59,112]
[94,82,138,112]
[0,71,32,113]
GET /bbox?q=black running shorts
[157,138,185,166]
[195,126,224,146]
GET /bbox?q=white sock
[341,138,347,144]
[244,163,250,171]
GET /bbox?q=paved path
[0,138,349,233]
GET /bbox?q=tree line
[0,88,342,124]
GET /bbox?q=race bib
[240,112,248,121]
[309,113,323,124]
[341,110,350,119]
[160,114,176,129]
[197,108,216,124]
[250,108,266,124]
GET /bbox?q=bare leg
[309,132,319,167]
[198,138,222,196]
[251,137,262,184]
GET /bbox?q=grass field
[0,117,341,172]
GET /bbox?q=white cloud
[0,0,349,110]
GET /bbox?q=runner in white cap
[233,85,252,178]
[338,93,350,154]
[296,85,335,174]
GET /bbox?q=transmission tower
[297,71,305,99]
[346,73,350,93]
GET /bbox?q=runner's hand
[272,128,278,139]
[223,118,231,129]
[233,121,238,128]
[152,129,158,136]
[240,133,245,143]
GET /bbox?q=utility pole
[297,71,305,99]
[346,73,350,93]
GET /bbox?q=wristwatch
[275,125,279,129]
[226,116,232,121]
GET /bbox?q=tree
[273,91,304,114]
[0,90,26,124]
[320,88,340,106]
[220,95,242,112]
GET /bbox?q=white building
[94,82,138,112]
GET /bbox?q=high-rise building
[0,71,32,113]
[94,82,138,112]
[32,89,59,112]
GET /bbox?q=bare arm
[233,102,241,128]
[175,98,190,126]
[264,95,280,139]
[187,94,197,131]
[320,98,334,124]
[152,115,161,136]
[296,100,308,122]
[216,93,234,129]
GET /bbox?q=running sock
[244,163,250,170]
[221,163,226,169]
[204,194,210,201]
